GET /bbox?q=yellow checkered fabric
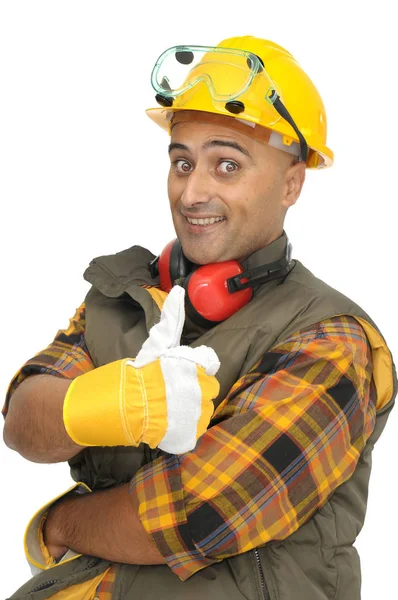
[3,301,376,583]
[130,316,376,579]
[3,304,93,416]
[95,565,117,598]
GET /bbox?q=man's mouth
[186,216,225,226]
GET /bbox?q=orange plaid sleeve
[95,565,118,599]
[2,303,94,417]
[130,316,376,580]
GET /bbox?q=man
[3,36,396,600]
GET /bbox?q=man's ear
[283,161,306,208]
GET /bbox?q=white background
[0,1,396,597]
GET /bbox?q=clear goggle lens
[151,45,274,102]
[151,45,308,163]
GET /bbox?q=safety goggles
[151,45,308,162]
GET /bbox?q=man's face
[167,113,305,264]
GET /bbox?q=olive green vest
[10,234,396,600]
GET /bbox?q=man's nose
[180,167,214,209]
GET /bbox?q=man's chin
[181,244,225,266]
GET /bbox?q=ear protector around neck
[149,239,294,326]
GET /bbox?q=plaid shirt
[3,301,376,585]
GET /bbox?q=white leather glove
[132,285,220,453]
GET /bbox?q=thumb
[134,285,185,366]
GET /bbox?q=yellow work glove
[63,286,220,454]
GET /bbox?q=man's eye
[174,160,192,173]
[218,160,238,174]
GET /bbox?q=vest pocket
[31,579,59,593]
[31,568,110,599]
[9,557,111,599]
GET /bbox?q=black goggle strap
[268,91,308,163]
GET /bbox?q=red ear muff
[185,261,253,323]
[155,240,252,323]
[157,239,192,292]
[157,240,175,292]
[152,237,293,326]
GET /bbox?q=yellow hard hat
[147,36,333,169]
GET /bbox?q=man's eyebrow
[168,140,252,159]
[203,139,252,159]
[168,143,190,154]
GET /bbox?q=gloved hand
[63,286,220,454]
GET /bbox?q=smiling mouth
[186,216,225,226]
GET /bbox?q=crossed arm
[43,482,165,565]
[3,371,165,564]
[3,309,377,580]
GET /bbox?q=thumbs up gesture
[63,286,220,454]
